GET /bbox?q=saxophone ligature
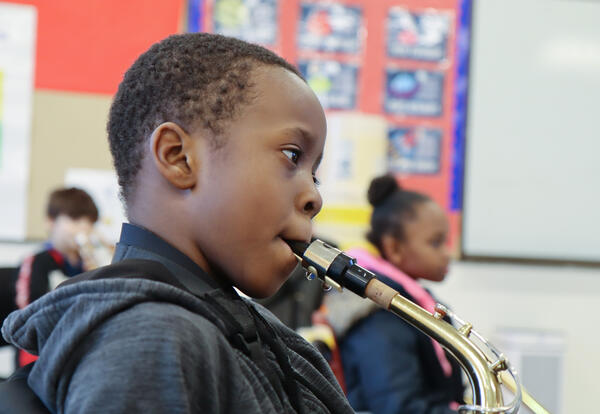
[287,239,550,414]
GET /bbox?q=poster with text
[297,3,363,54]
[384,69,444,117]
[388,126,442,174]
[0,3,37,240]
[212,0,278,46]
[299,59,359,110]
[386,7,450,61]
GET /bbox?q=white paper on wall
[0,3,37,240]
[318,112,388,208]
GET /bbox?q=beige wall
[26,90,113,239]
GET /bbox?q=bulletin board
[188,0,471,252]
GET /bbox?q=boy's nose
[300,181,322,219]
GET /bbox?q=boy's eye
[282,148,301,164]
[313,175,321,186]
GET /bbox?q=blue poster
[387,8,450,61]
[299,60,358,110]
[297,3,363,54]
[384,69,444,117]
[213,0,278,46]
[388,127,442,174]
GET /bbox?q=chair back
[0,267,18,346]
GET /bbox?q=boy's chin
[242,286,279,300]
[233,258,298,299]
[239,275,289,299]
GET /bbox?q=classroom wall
[26,90,113,239]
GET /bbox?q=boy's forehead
[245,66,324,122]
[190,65,309,135]
[188,64,325,149]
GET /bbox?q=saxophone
[288,239,550,414]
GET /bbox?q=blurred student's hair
[46,187,99,222]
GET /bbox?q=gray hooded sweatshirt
[2,224,354,414]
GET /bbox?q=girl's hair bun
[367,174,401,207]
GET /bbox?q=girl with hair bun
[323,173,465,414]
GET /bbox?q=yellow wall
[26,90,113,239]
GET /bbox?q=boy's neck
[127,208,214,279]
[127,162,216,283]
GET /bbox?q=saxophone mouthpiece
[287,238,376,297]
[285,240,310,257]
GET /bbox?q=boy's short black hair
[46,187,99,222]
[107,33,303,203]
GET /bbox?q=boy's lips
[275,237,306,276]
[279,231,311,245]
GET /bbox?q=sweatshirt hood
[2,278,203,411]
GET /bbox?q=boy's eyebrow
[282,126,315,144]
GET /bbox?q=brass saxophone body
[288,239,550,414]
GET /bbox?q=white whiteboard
[462,0,600,262]
[0,4,36,240]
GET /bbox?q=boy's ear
[150,122,197,190]
[381,234,404,267]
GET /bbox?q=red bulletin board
[4,0,184,95]
[194,0,463,251]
